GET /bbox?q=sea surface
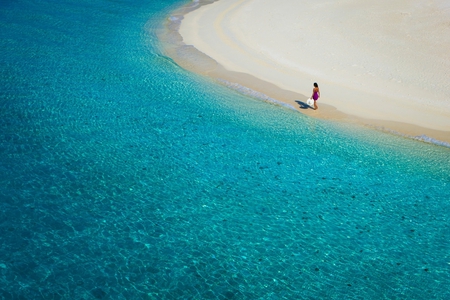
[1,0,449,299]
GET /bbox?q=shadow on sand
[295,100,313,110]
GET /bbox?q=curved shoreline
[157,0,450,146]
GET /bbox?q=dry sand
[163,0,450,144]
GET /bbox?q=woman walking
[311,82,320,110]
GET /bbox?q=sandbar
[160,0,450,145]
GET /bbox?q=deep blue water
[1,0,449,299]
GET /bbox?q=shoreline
[157,0,450,146]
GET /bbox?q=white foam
[168,16,181,22]
[413,135,450,148]
[217,79,297,111]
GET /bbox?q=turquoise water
[1,0,449,299]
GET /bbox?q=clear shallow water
[0,0,449,299]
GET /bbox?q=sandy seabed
[160,0,450,145]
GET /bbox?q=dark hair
[313,82,318,87]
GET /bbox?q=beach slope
[177,0,450,143]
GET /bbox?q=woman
[311,82,320,110]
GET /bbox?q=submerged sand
[162,0,450,144]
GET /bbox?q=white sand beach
[176,0,450,143]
